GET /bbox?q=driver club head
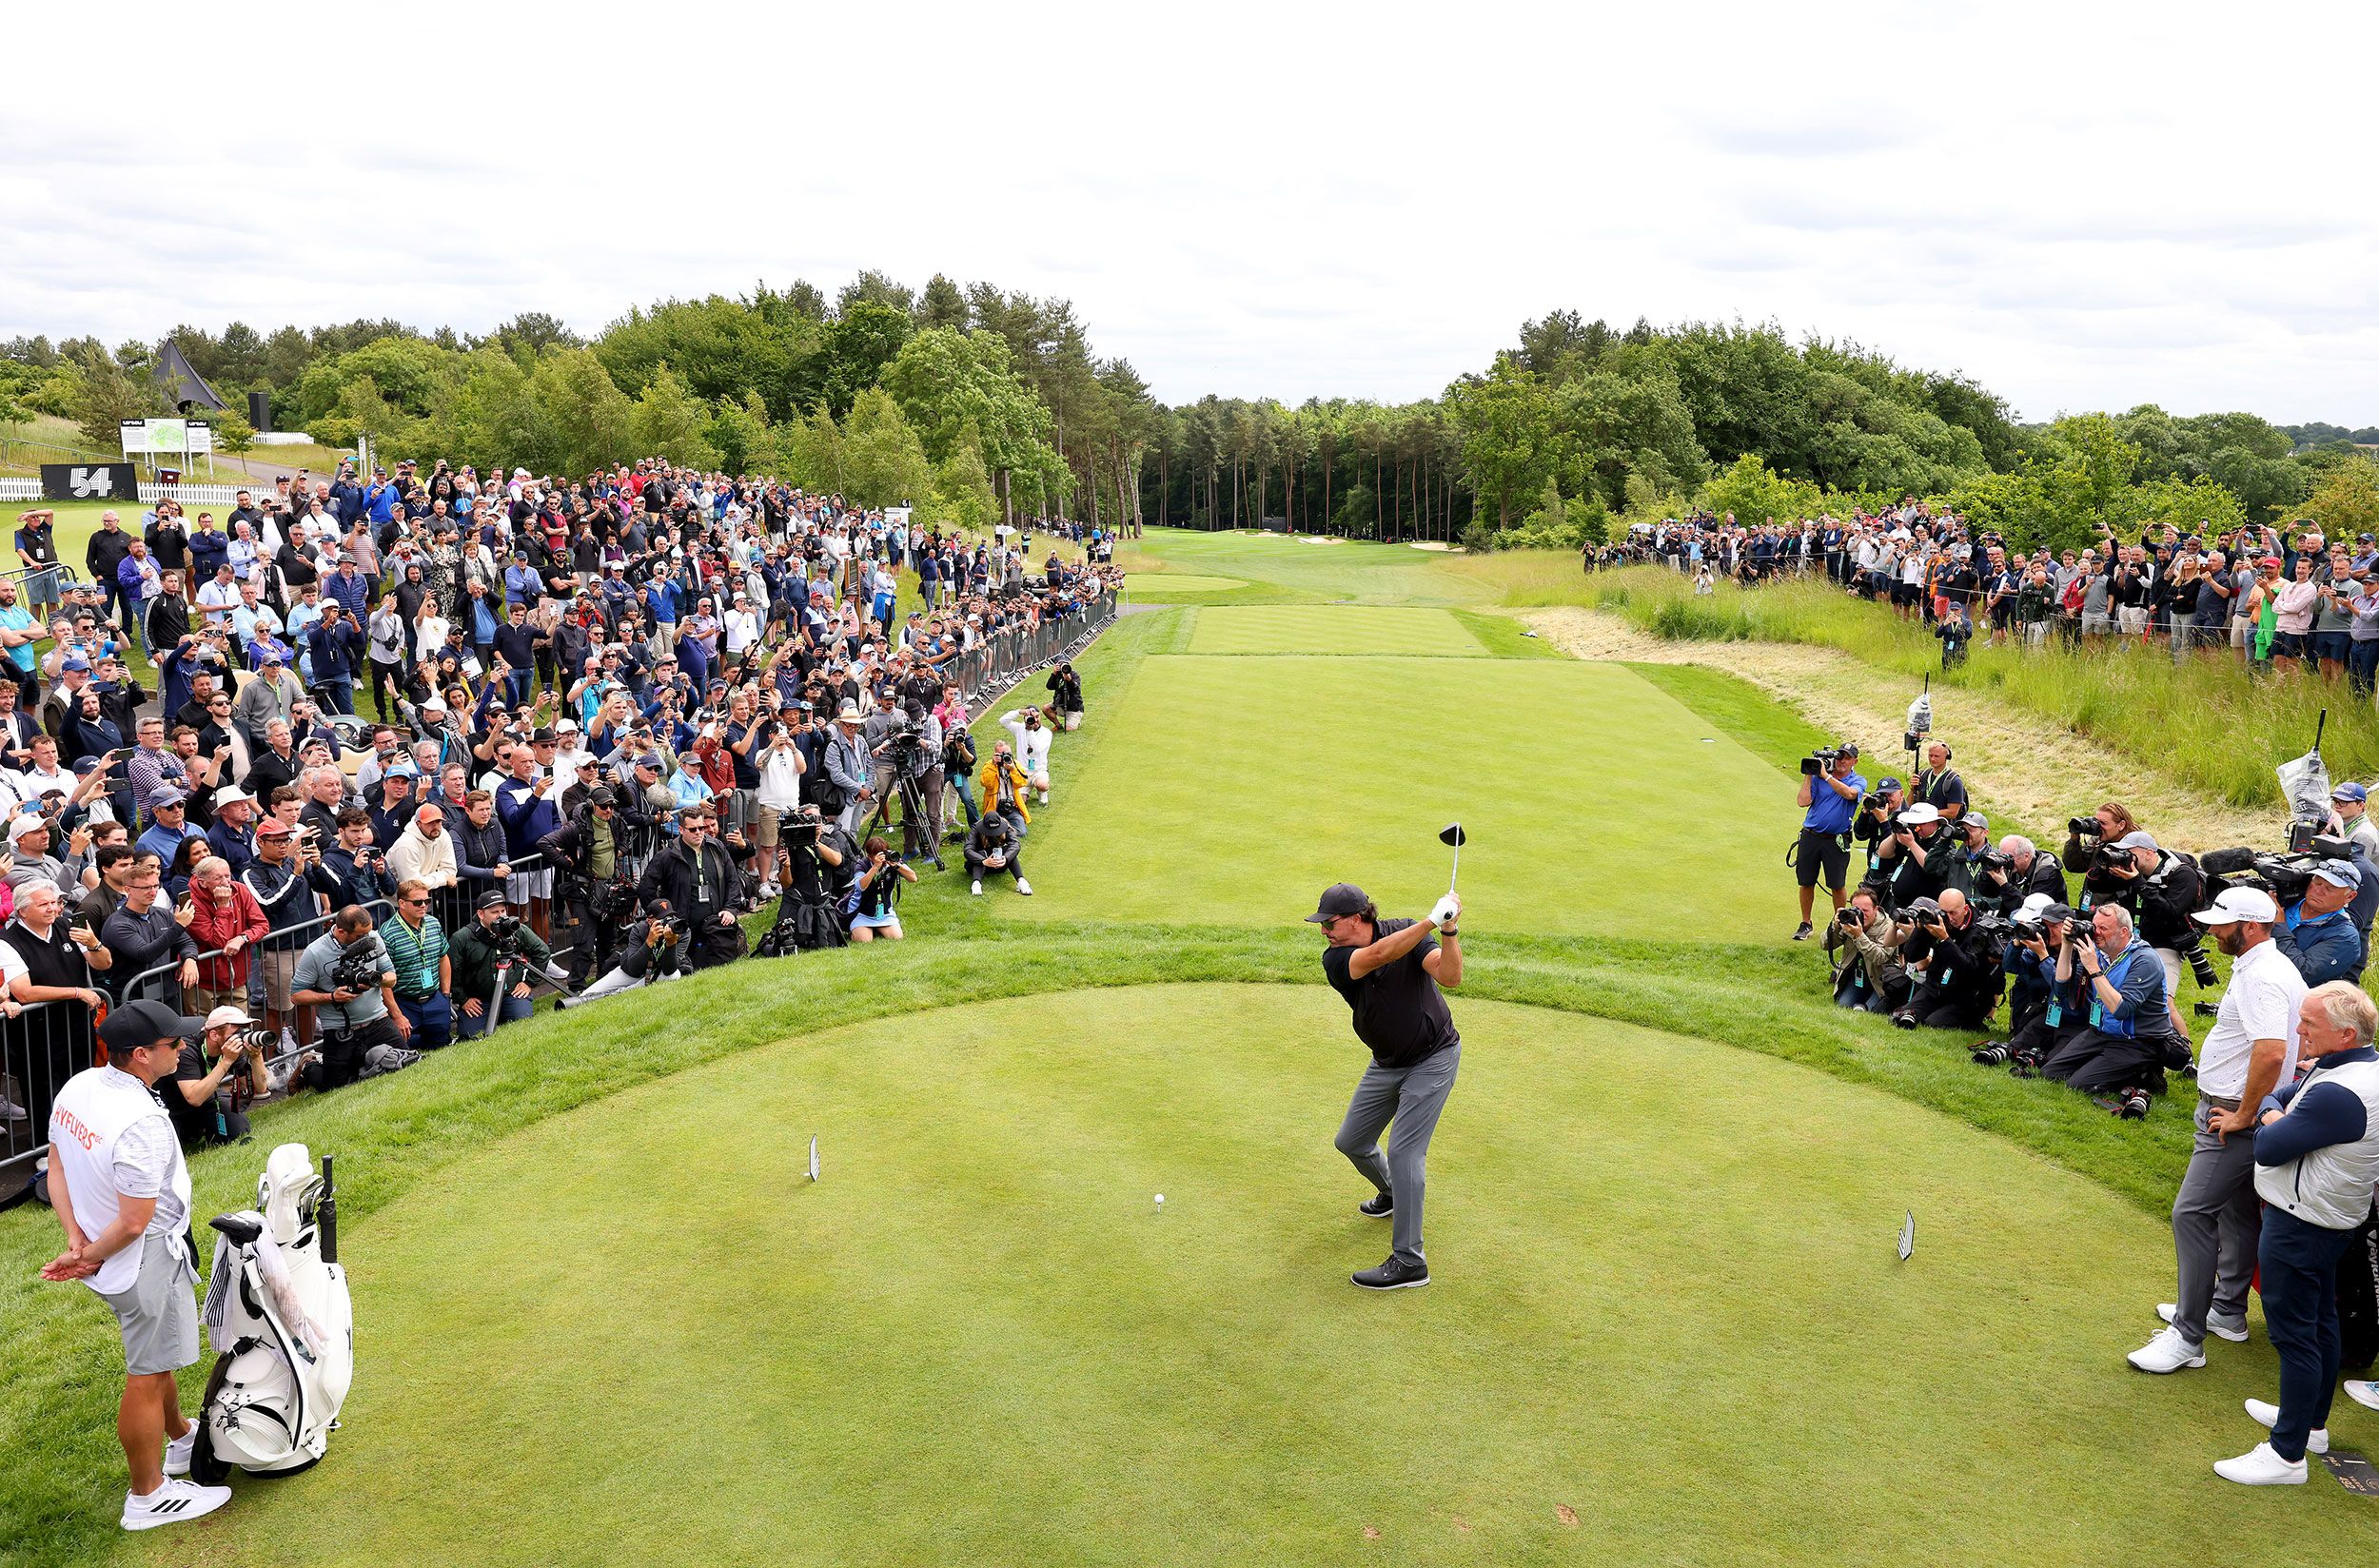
[1439,823,1465,848]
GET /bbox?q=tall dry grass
[1580,565,2379,807]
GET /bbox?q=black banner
[39,463,140,502]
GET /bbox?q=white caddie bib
[48,1066,192,1296]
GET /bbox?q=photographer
[1821,886,1906,1013]
[848,835,917,942]
[289,905,403,1091]
[1850,775,1906,870]
[1987,901,2086,1068]
[1872,802,1951,911]
[2062,800,2139,876]
[2274,859,2364,986]
[537,786,639,990]
[964,810,1031,898]
[978,739,1033,840]
[449,891,553,1035]
[559,897,689,1006]
[164,1005,272,1150]
[1994,833,2069,905]
[2033,904,2173,1092]
[1791,741,1865,941]
[2084,829,2209,1017]
[1889,890,2002,1030]
[823,699,873,838]
[636,803,747,969]
[872,701,945,865]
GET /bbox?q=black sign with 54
[40,463,140,502]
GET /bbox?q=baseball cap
[1962,813,1988,834]
[99,999,205,1051]
[2312,860,2365,890]
[143,785,188,810]
[634,753,664,771]
[556,716,580,733]
[476,890,510,911]
[1897,803,1942,826]
[10,813,49,839]
[2334,782,2369,804]
[60,657,89,674]
[2192,887,2280,926]
[204,1005,259,1029]
[1878,776,1904,794]
[590,787,618,808]
[1303,883,1371,923]
[256,819,295,839]
[2114,830,2159,853]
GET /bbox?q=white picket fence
[0,477,252,507]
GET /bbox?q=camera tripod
[865,760,945,871]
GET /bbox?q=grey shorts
[2080,612,2111,635]
[98,1233,200,1376]
[507,868,554,902]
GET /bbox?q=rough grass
[150,984,2379,1568]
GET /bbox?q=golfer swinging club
[1307,880,1463,1289]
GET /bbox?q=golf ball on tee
[1154,1193,1164,1206]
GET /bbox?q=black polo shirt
[1322,918,1458,1070]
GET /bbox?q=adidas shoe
[123,1478,231,1532]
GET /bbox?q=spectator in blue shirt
[1792,742,1866,941]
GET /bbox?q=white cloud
[3,0,2374,423]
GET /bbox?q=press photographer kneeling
[560,898,690,1006]
[449,891,555,1036]
[1823,886,1908,1014]
[2027,904,2176,1096]
[1889,890,2002,1030]
[1791,741,1865,941]
[289,906,403,1091]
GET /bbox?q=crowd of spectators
[1598,505,2379,689]
[3,459,1119,1172]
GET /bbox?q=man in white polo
[39,999,234,1531]
[2129,885,2306,1374]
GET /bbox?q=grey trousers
[1334,1042,1461,1266]
[2172,1095,2260,1348]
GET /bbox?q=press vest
[47,1066,192,1295]
[2256,1056,2379,1230]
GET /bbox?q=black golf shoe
[1352,1255,1429,1290]
[1357,1192,1394,1219]
[1792,921,1814,941]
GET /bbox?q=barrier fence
[0,585,1119,1192]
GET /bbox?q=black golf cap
[99,999,205,1051]
[1304,883,1370,923]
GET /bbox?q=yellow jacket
[977,757,1032,824]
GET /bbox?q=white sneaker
[163,1423,199,1477]
[2159,1302,2249,1343]
[1038,790,1049,805]
[123,1477,232,1531]
[2213,1441,2308,1485]
[971,879,982,896]
[2245,1398,2329,1454]
[2345,1381,2379,1412]
[1015,879,1032,896]
[2127,1326,2206,1373]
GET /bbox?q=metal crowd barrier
[0,998,101,1188]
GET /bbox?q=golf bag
[191,1145,353,1481]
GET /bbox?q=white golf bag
[192,1144,354,1481]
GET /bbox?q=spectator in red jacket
[183,856,267,1019]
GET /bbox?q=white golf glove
[1430,892,1461,927]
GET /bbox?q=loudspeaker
[247,391,271,433]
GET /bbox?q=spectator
[98,854,199,1005]
[380,878,452,1051]
[636,804,744,968]
[182,856,266,1019]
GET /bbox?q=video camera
[1799,745,1844,777]
[2206,833,2353,909]
[330,942,385,994]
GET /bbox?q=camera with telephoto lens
[1800,745,1842,777]
[2117,1087,2152,1120]
[1837,905,1864,929]
[2069,815,2103,841]
[226,1028,278,1057]
[1973,1040,2013,1066]
[1975,848,2014,873]
[1970,911,2012,938]
[2094,843,2135,874]
[482,913,523,953]
[330,942,384,993]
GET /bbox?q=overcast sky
[6,2,2374,425]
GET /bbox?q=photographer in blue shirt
[1793,741,1866,942]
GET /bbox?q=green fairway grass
[156,985,2379,1567]
[1003,653,1798,941]
[1185,603,1486,657]
[1120,528,1496,606]
[1125,572,1248,596]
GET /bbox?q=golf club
[1440,821,1465,892]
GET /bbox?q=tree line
[3,282,2373,553]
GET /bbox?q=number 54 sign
[40,463,141,501]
